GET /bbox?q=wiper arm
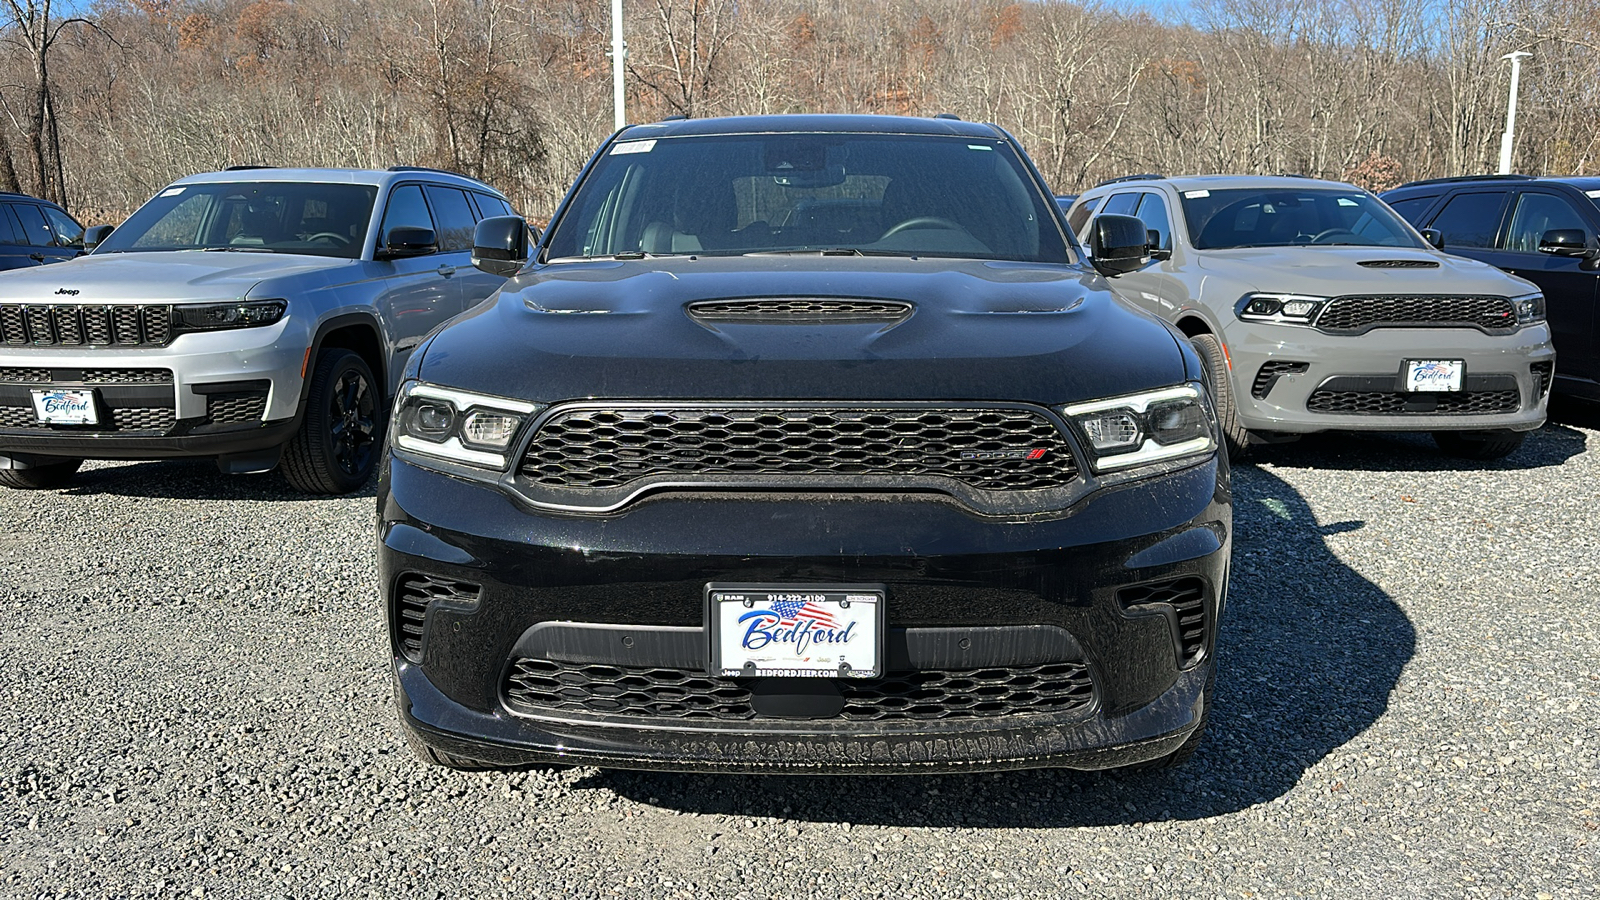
[744,248,871,257]
[199,246,275,253]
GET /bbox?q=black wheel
[1190,334,1251,460]
[281,349,381,494]
[0,458,82,489]
[1432,430,1525,461]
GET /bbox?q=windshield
[543,133,1071,263]
[1180,187,1423,250]
[96,182,378,259]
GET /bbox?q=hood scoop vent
[688,298,912,324]
[1357,259,1440,269]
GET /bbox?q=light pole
[609,0,627,131]
[1497,51,1532,175]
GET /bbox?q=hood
[418,256,1191,406]
[1195,245,1537,295]
[0,251,356,303]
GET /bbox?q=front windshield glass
[1180,187,1422,250]
[96,182,378,259]
[543,133,1071,263]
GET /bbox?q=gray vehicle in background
[1065,175,1555,460]
[0,167,517,492]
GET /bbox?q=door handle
[437,265,456,277]
[28,253,45,262]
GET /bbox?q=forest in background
[0,0,1596,223]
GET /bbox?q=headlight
[1236,293,1325,325]
[173,300,287,331]
[1060,384,1217,472]
[1510,292,1545,325]
[392,381,543,470]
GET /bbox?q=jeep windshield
[543,133,1072,263]
[1181,188,1424,250]
[95,182,378,260]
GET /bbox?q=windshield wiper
[199,246,276,253]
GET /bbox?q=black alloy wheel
[282,349,381,494]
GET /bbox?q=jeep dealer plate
[31,389,98,425]
[707,584,884,678]
[1403,359,1464,392]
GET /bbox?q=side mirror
[1420,227,1445,250]
[83,224,114,252]
[1539,228,1596,258]
[1147,228,1173,261]
[1090,214,1151,276]
[471,216,535,277]
[377,226,437,259]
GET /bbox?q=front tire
[1432,430,1525,461]
[1190,334,1251,459]
[0,458,82,489]
[281,349,381,494]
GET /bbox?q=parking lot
[2,403,1597,899]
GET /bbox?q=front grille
[1307,389,1520,415]
[110,407,176,431]
[688,299,913,322]
[504,659,1095,722]
[1314,295,1516,335]
[520,405,1078,492]
[81,368,173,384]
[206,391,267,424]
[1530,361,1553,399]
[1119,577,1208,667]
[0,367,49,383]
[0,405,176,432]
[0,406,34,428]
[393,574,482,663]
[1251,361,1308,399]
[0,303,174,347]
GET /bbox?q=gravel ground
[2,402,1597,899]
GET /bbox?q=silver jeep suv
[0,167,515,492]
[1066,175,1555,459]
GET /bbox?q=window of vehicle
[1180,188,1421,249]
[1066,197,1101,240]
[423,186,476,252]
[381,185,434,245]
[10,203,56,248]
[1430,191,1508,249]
[1135,192,1172,251]
[41,205,84,247]
[1385,194,1437,226]
[0,205,22,245]
[544,133,1071,263]
[96,182,377,259]
[472,192,514,219]
[1101,193,1141,217]
[1503,192,1590,253]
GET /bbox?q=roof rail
[933,113,961,120]
[224,164,275,171]
[1399,173,1535,188]
[659,114,688,122]
[387,165,471,179]
[1094,173,1164,187]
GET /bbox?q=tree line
[0,0,1594,224]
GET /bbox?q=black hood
[417,256,1190,406]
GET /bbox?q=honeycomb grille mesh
[504,659,1095,722]
[0,303,174,347]
[205,391,268,424]
[0,405,175,432]
[520,406,1078,492]
[1314,295,1516,334]
[1306,390,1520,415]
[81,369,173,384]
[1119,576,1208,667]
[0,368,50,383]
[1250,361,1308,399]
[393,574,482,663]
[1530,361,1553,399]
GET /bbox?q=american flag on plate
[769,597,838,627]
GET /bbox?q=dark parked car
[0,192,85,270]
[1382,175,1599,401]
[380,114,1231,773]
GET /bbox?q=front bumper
[379,455,1231,773]
[1222,321,1554,434]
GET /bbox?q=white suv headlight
[1060,384,1217,472]
[1510,292,1545,325]
[393,381,543,470]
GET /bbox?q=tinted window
[1135,192,1172,251]
[11,203,55,247]
[423,186,476,252]
[97,182,377,259]
[41,206,84,247]
[1066,197,1101,240]
[1101,193,1141,216]
[1504,192,1590,253]
[1431,191,1507,249]
[473,192,513,219]
[0,205,24,244]
[381,185,434,242]
[1180,188,1420,249]
[544,133,1070,263]
[1385,194,1436,225]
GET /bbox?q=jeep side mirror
[1090,214,1150,276]
[83,224,115,252]
[1539,228,1597,258]
[1420,227,1445,250]
[377,226,437,259]
[472,216,535,277]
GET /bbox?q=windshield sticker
[160,187,184,197]
[610,140,657,156]
[1588,190,1600,199]
[1338,198,1358,206]
[1183,190,1210,199]
[967,144,993,151]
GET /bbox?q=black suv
[0,192,85,270]
[379,115,1231,773]
[1382,175,1598,401]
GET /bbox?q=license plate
[31,389,98,425]
[1403,359,1464,392]
[707,584,884,678]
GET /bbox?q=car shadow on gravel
[584,464,1416,828]
[56,459,378,502]
[1246,420,1588,472]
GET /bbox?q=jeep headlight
[1237,293,1325,325]
[1060,384,1217,472]
[173,299,287,331]
[393,381,543,470]
[1510,292,1545,325]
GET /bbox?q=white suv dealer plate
[31,389,98,425]
[1403,359,1464,393]
[707,584,884,678]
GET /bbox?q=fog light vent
[1251,361,1308,399]
[394,573,482,663]
[1118,576,1208,667]
[1530,361,1553,400]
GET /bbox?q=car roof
[0,191,65,207]
[1089,174,1362,193]
[170,167,506,197]
[616,114,1006,141]
[1387,174,1600,195]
